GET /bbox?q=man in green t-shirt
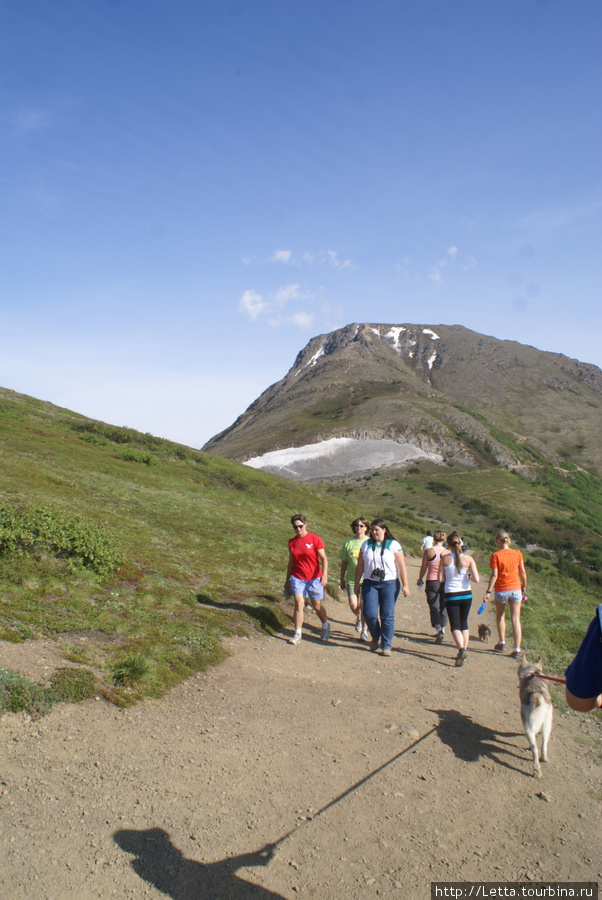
[339,517,370,641]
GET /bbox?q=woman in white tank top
[438,531,480,667]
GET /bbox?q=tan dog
[518,654,553,778]
[478,623,491,642]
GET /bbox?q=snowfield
[245,437,442,481]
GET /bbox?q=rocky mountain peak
[203,323,602,480]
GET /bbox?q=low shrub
[0,502,123,576]
[0,668,50,718]
[48,667,97,703]
[120,449,159,466]
[111,652,151,686]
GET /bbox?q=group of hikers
[284,513,526,667]
[284,513,602,711]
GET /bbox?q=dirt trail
[1,557,600,899]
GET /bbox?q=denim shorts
[495,589,522,604]
[289,576,324,601]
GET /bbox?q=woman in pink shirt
[417,530,448,643]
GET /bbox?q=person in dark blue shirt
[565,604,602,712]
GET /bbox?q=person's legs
[346,586,360,616]
[379,580,398,650]
[310,598,327,625]
[362,581,380,643]
[458,597,472,651]
[447,603,464,651]
[426,581,445,631]
[509,595,522,652]
[346,586,363,632]
[495,597,507,646]
[293,594,305,631]
[439,583,448,630]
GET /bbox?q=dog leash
[528,673,566,684]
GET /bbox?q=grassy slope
[1,387,600,713]
[0,390,361,707]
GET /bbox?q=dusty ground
[1,557,600,899]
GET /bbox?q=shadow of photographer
[114,827,285,899]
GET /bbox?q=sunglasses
[293,524,305,529]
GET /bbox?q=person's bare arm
[483,566,498,599]
[437,553,448,583]
[518,558,527,592]
[395,552,410,597]
[417,549,431,583]
[468,556,480,583]
[317,547,328,588]
[354,554,365,597]
[565,689,602,712]
[284,549,294,590]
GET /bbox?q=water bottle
[417,580,424,592]
[477,601,486,615]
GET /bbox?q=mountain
[203,323,602,478]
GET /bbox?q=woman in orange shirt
[483,530,527,659]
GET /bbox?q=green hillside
[0,387,361,709]
[1,386,600,715]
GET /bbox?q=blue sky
[1,1,600,448]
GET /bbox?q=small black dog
[478,623,491,642]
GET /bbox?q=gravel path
[1,558,600,898]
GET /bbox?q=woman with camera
[354,518,410,656]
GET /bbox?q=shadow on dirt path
[114,828,283,899]
[427,708,526,774]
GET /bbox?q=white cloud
[428,245,465,284]
[10,108,52,135]
[238,283,315,326]
[291,312,314,328]
[326,249,355,269]
[269,249,292,263]
[265,248,356,270]
[238,289,267,320]
[274,283,305,304]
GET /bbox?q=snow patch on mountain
[245,437,442,482]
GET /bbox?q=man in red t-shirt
[285,514,329,645]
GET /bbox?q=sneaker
[369,637,380,652]
[510,649,521,660]
[288,632,302,645]
[320,622,330,642]
[381,648,392,657]
[494,641,505,652]
[434,630,445,644]
[360,627,370,642]
[455,649,468,667]
[355,617,362,633]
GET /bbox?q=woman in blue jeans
[354,518,410,656]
